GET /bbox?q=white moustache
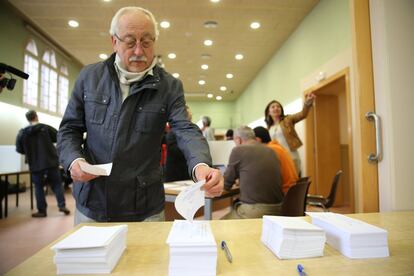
[129,56,147,62]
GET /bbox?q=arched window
[40,50,58,112]
[23,40,39,106]
[58,65,69,115]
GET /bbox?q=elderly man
[57,7,223,224]
[222,126,284,219]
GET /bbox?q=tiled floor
[0,187,351,274]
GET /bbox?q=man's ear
[111,36,118,52]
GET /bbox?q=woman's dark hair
[264,100,285,128]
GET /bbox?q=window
[23,40,39,106]
[40,50,58,112]
[58,65,69,115]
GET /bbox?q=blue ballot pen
[297,264,308,276]
[221,241,233,263]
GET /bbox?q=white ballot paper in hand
[79,162,113,176]
[174,179,206,222]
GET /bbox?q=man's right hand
[70,160,99,183]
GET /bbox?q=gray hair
[109,7,159,40]
[234,126,256,142]
[202,116,212,126]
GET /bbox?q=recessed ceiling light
[68,20,79,28]
[168,53,176,59]
[204,40,213,46]
[201,64,209,70]
[204,21,218,28]
[99,53,108,60]
[198,80,206,85]
[250,22,261,29]
[102,0,111,2]
[172,73,180,78]
[220,86,227,92]
[226,73,234,79]
[160,21,170,29]
[210,0,220,2]
[207,93,214,98]
[235,54,244,60]
[201,53,211,59]
[216,96,222,101]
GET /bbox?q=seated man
[253,126,298,194]
[222,126,284,219]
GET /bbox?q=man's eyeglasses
[114,34,155,49]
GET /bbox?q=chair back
[325,170,343,209]
[281,180,311,216]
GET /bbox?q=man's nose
[133,44,145,56]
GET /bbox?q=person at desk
[222,126,283,219]
[164,105,194,182]
[16,110,70,218]
[253,126,298,194]
[57,6,223,225]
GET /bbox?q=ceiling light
[216,96,222,101]
[201,53,211,59]
[168,53,176,59]
[204,21,218,28]
[207,93,214,98]
[172,73,180,78]
[226,73,234,79]
[250,22,261,29]
[160,21,170,29]
[99,53,108,60]
[201,64,209,70]
[235,54,244,60]
[68,20,79,28]
[220,86,227,92]
[198,80,206,85]
[102,0,111,2]
[210,0,220,2]
[204,40,213,46]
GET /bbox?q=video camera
[0,63,29,92]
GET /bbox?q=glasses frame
[114,34,155,50]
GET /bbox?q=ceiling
[7,0,319,102]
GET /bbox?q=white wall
[370,0,414,211]
[0,102,62,145]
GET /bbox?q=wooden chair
[280,180,311,217]
[307,170,343,211]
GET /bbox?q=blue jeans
[31,167,66,212]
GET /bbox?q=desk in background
[0,170,31,219]
[164,180,240,220]
[6,212,414,275]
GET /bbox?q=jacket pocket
[134,104,167,133]
[84,92,110,124]
[135,170,164,213]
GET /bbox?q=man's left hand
[195,165,224,197]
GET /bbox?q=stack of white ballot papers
[166,220,217,276]
[50,225,128,274]
[307,212,389,259]
[261,216,326,259]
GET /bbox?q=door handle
[365,111,382,163]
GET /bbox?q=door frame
[304,68,355,212]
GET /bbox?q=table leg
[204,198,213,220]
[5,175,8,218]
[16,174,19,207]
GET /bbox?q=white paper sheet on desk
[174,179,205,222]
[79,162,112,176]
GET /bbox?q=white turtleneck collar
[114,54,158,101]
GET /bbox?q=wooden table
[6,212,414,275]
[0,170,31,219]
[164,181,240,220]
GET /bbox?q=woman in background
[264,93,315,175]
